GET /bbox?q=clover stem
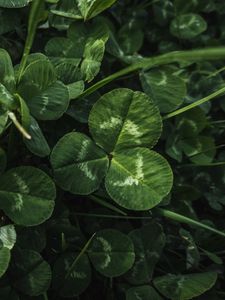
[17,0,45,83]
[43,293,48,300]
[75,213,152,220]
[89,195,127,216]
[8,112,31,140]
[79,47,225,98]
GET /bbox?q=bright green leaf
[0,248,10,278]
[0,224,16,250]
[0,0,32,8]
[0,225,16,278]
[81,39,105,82]
[105,148,173,210]
[77,0,117,20]
[89,88,162,154]
[51,132,109,195]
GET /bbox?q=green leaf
[77,0,117,20]
[176,107,207,138]
[67,91,99,123]
[55,61,82,85]
[24,116,51,157]
[126,286,163,300]
[200,248,223,265]
[118,23,144,55]
[18,59,70,120]
[0,48,15,92]
[140,67,186,113]
[105,148,173,210]
[179,228,200,269]
[88,229,135,277]
[170,14,207,39]
[69,18,109,44]
[89,88,162,154]
[0,224,16,250]
[0,248,10,278]
[0,0,32,8]
[0,147,6,174]
[15,94,31,131]
[154,272,218,300]
[16,226,46,252]
[52,252,91,297]
[181,136,216,164]
[51,132,109,195]
[0,109,8,135]
[81,39,105,82]
[67,80,84,99]
[0,166,56,226]
[0,225,16,278]
[0,286,19,300]
[0,10,20,36]
[126,222,165,284]
[50,0,82,20]
[45,37,82,59]
[12,249,51,296]
[0,84,16,111]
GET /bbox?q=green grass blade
[163,86,225,120]
[155,208,225,237]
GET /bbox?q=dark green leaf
[88,229,135,277]
[154,272,217,300]
[0,166,56,226]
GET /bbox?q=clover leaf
[0,166,56,226]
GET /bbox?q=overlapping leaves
[50,0,118,21]
[51,88,173,210]
[45,18,109,84]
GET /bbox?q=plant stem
[178,161,225,167]
[89,195,127,216]
[155,208,225,237]
[75,212,152,220]
[65,233,96,279]
[163,86,225,120]
[8,112,31,139]
[17,0,45,82]
[79,47,225,98]
[43,293,48,300]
